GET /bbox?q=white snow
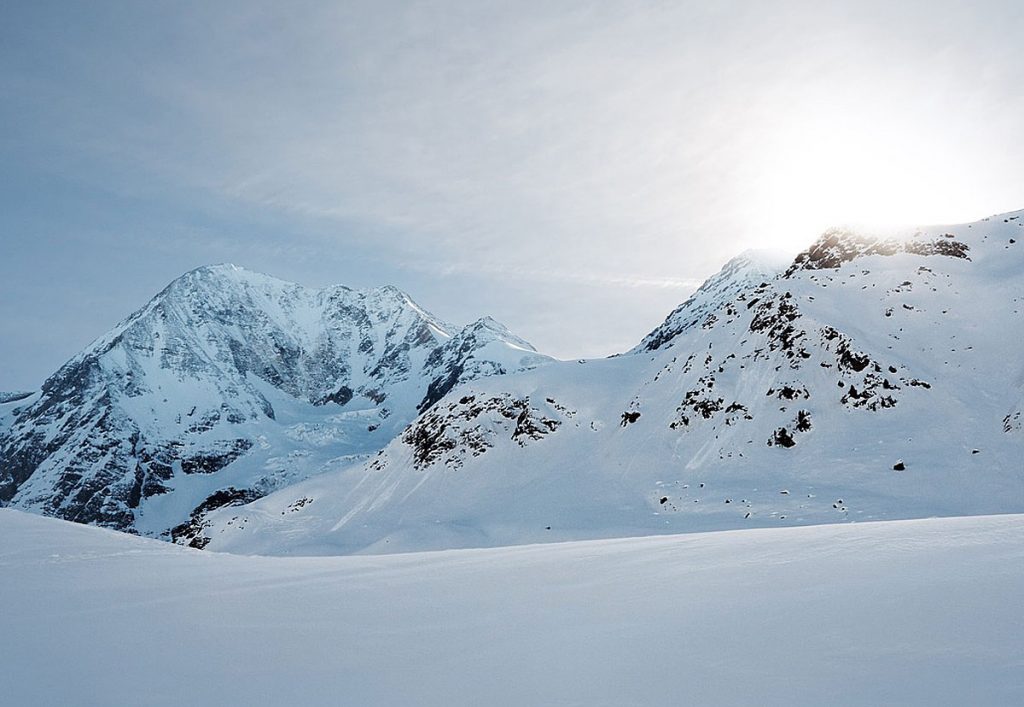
[200,211,1024,555]
[1,264,552,537]
[1,508,1022,706]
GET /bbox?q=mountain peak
[1,265,550,537]
[633,248,789,353]
[464,316,538,352]
[730,248,796,268]
[784,226,972,276]
[182,262,278,283]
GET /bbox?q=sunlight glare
[748,105,989,253]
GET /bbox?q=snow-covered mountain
[0,265,551,537]
[633,248,793,353]
[192,211,1024,555]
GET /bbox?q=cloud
[3,0,1024,386]
[419,258,704,291]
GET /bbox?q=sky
[2,1,1023,390]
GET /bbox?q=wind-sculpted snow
[3,509,1024,706]
[199,211,1024,556]
[0,265,550,536]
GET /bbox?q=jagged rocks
[1005,410,1022,434]
[749,293,810,364]
[768,385,810,401]
[636,251,790,353]
[786,229,898,274]
[767,410,813,449]
[513,407,561,444]
[671,382,725,430]
[825,328,871,374]
[795,410,812,432]
[770,428,797,448]
[400,394,563,470]
[905,238,970,260]
[839,375,898,411]
[170,487,266,549]
[316,385,353,406]
[180,439,253,475]
[786,229,971,277]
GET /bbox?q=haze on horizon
[2,0,1023,390]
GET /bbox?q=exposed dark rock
[620,411,641,426]
[795,410,812,432]
[786,229,971,277]
[363,388,387,404]
[180,439,253,475]
[785,230,895,275]
[401,394,562,470]
[905,238,970,260]
[769,385,810,401]
[317,385,353,406]
[419,363,466,413]
[170,487,266,549]
[1004,411,1021,433]
[749,295,808,364]
[770,428,796,448]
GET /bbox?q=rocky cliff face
[190,212,1024,555]
[0,265,550,536]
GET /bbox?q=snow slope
[0,265,550,538]
[199,211,1024,555]
[1,508,1022,706]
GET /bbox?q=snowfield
[2,508,1022,706]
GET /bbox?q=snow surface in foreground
[2,509,1023,706]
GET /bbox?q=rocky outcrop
[785,229,970,276]
[396,393,563,471]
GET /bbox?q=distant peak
[177,263,286,286]
[702,248,789,288]
[459,316,537,351]
[470,315,503,330]
[176,267,423,304]
[729,248,796,269]
[631,248,790,354]
[187,263,246,276]
[367,284,413,301]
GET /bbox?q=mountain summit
[0,265,551,536]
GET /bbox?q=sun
[744,104,993,253]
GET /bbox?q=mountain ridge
[0,264,551,536]
[187,211,1024,554]
[4,210,1023,554]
